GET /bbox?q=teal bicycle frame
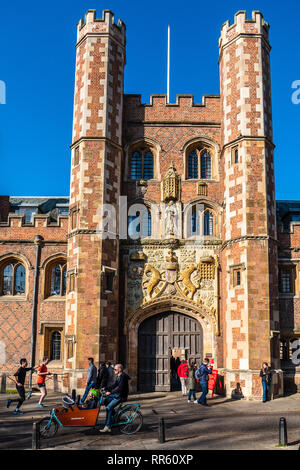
[45,394,141,430]
[98,394,141,428]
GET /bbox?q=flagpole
[167,25,170,104]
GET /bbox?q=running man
[7,358,37,415]
[27,357,51,407]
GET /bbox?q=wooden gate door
[138,312,203,392]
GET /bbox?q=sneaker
[6,399,12,408]
[194,400,198,403]
[27,391,32,400]
[100,426,111,433]
[187,400,191,403]
[13,409,23,415]
[37,403,46,408]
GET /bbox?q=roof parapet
[0,212,68,229]
[76,9,126,45]
[219,10,270,50]
[124,93,220,108]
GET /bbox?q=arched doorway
[138,311,203,392]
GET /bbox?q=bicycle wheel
[116,408,143,435]
[39,417,59,439]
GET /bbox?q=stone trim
[70,136,123,152]
[222,235,278,250]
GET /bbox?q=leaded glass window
[130,148,154,180]
[204,211,214,236]
[187,147,212,180]
[201,151,212,179]
[48,262,67,297]
[280,269,292,294]
[2,264,13,295]
[1,261,26,296]
[128,210,152,239]
[51,331,61,361]
[188,151,198,179]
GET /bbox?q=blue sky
[0,0,299,199]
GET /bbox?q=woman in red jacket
[177,360,189,396]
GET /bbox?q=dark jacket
[107,372,130,401]
[197,363,212,382]
[87,363,97,385]
[96,365,108,389]
[260,369,272,384]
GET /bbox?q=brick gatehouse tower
[2,9,300,399]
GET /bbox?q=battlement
[0,212,69,229]
[76,9,126,45]
[219,10,270,50]
[124,94,221,124]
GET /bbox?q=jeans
[188,390,196,401]
[81,382,96,403]
[198,381,209,405]
[180,378,187,395]
[105,393,122,428]
[262,381,270,402]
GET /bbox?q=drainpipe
[29,235,43,389]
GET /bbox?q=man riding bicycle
[100,363,130,433]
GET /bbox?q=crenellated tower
[219,11,279,397]
[64,10,126,392]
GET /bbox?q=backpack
[195,368,201,380]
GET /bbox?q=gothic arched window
[187,147,212,180]
[45,259,67,298]
[1,260,26,296]
[51,331,61,361]
[187,205,214,238]
[130,148,154,180]
[128,209,152,239]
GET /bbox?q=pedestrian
[6,358,37,415]
[177,360,189,396]
[187,363,197,403]
[196,358,212,407]
[170,355,177,379]
[27,357,51,407]
[100,364,130,433]
[96,362,108,390]
[105,361,115,388]
[80,357,97,404]
[260,362,272,403]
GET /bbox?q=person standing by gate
[187,363,197,403]
[260,362,272,402]
[196,358,212,407]
[177,360,189,396]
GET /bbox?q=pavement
[1,390,300,450]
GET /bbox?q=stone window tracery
[45,258,67,298]
[189,205,215,237]
[0,259,26,296]
[130,148,154,180]
[128,208,152,239]
[187,147,212,180]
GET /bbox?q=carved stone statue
[165,201,178,237]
